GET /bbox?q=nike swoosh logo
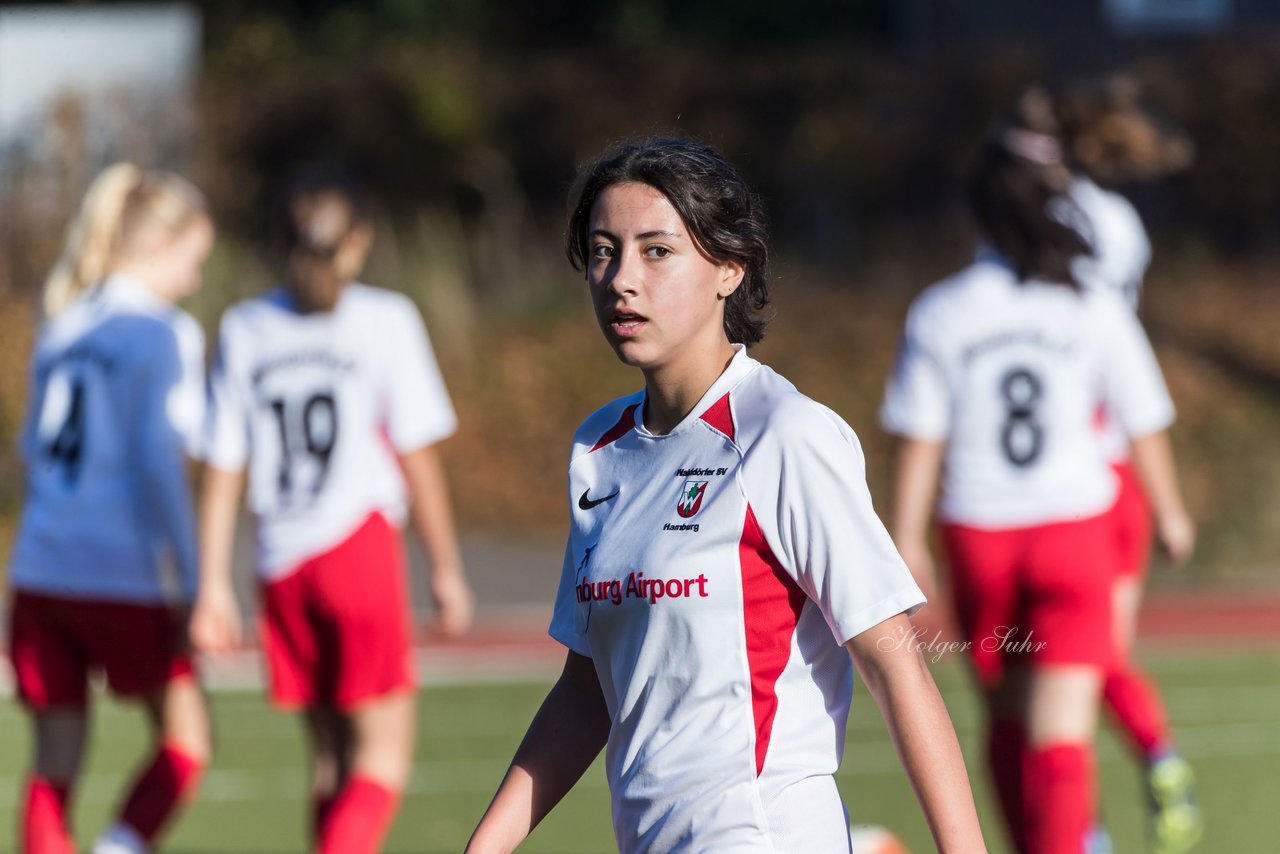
[579,488,620,510]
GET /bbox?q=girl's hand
[431,568,475,638]
[1156,508,1195,567]
[190,584,243,654]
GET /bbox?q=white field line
[0,651,1273,805]
[0,720,1274,807]
[0,671,1273,748]
[0,648,565,699]
[3,642,1273,697]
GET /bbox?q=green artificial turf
[0,646,1274,853]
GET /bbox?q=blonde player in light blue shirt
[8,163,214,854]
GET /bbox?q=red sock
[986,718,1028,853]
[22,777,74,854]
[119,744,205,842]
[317,776,399,854]
[1023,743,1096,854]
[1104,663,1171,757]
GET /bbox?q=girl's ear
[719,259,745,299]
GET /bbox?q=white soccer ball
[849,823,911,854]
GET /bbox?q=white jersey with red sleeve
[204,283,456,580]
[9,274,205,604]
[879,255,1174,529]
[1069,175,1151,310]
[1069,175,1158,461]
[548,345,924,853]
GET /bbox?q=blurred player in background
[881,115,1194,853]
[1017,80,1202,852]
[192,169,473,854]
[6,164,213,854]
[467,137,987,854]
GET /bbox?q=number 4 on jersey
[45,377,87,485]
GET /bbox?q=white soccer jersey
[880,256,1174,529]
[549,346,924,853]
[9,274,205,603]
[205,283,456,579]
[1069,176,1151,310]
[1069,176,1157,461]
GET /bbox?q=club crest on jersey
[676,480,709,518]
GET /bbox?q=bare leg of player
[1113,576,1141,653]
[982,667,1031,853]
[1023,666,1104,854]
[313,692,414,854]
[25,709,88,854]
[1109,574,1175,756]
[94,677,210,854]
[1108,576,1202,853]
[305,706,354,841]
[349,691,416,790]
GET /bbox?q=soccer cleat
[91,823,150,854]
[1146,754,1203,854]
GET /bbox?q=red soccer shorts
[8,592,194,709]
[940,511,1117,686]
[259,512,415,711]
[1109,462,1153,579]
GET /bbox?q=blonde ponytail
[42,163,208,319]
[43,163,142,318]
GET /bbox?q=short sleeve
[204,313,252,472]
[1071,181,1151,309]
[168,314,206,460]
[879,307,952,441]
[384,300,457,452]
[742,406,925,645]
[548,534,591,656]
[1094,295,1175,438]
[132,322,199,597]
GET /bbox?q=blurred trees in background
[191,2,1280,265]
[199,0,897,47]
[8,0,1280,285]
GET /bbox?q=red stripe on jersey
[699,393,735,441]
[590,403,639,452]
[1092,403,1109,431]
[739,503,806,776]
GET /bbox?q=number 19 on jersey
[264,390,339,506]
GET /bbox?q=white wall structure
[0,4,201,298]
[0,3,200,154]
